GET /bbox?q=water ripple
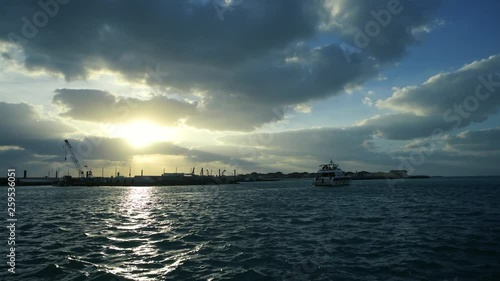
[1,179,499,280]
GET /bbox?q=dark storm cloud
[53,89,197,125]
[0,0,441,130]
[0,102,74,172]
[323,0,441,62]
[0,149,31,169]
[0,102,74,144]
[445,128,500,153]
[0,0,320,78]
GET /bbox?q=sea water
[1,177,499,280]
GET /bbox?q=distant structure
[389,170,408,178]
[63,139,92,178]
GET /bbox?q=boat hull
[313,177,351,187]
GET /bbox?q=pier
[0,168,238,187]
[0,174,238,187]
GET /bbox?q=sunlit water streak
[1,177,499,280]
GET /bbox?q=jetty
[0,174,238,187]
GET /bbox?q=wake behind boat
[313,160,351,187]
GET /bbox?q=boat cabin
[316,161,346,177]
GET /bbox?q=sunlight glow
[113,121,178,148]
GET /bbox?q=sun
[114,121,178,148]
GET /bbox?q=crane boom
[64,140,91,178]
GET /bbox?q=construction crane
[63,140,92,178]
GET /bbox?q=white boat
[313,160,351,187]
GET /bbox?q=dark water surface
[1,177,499,280]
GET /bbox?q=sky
[0,0,499,177]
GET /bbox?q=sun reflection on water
[102,186,204,280]
[121,186,154,211]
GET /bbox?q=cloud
[359,113,454,140]
[66,136,246,164]
[219,124,500,176]
[411,18,447,37]
[0,102,76,173]
[378,55,500,117]
[364,55,500,140]
[0,0,442,130]
[0,101,254,175]
[445,127,500,153]
[2,99,499,176]
[53,89,197,125]
[0,0,320,79]
[0,102,74,144]
[57,137,258,176]
[219,126,399,171]
[321,0,441,62]
[362,96,373,106]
